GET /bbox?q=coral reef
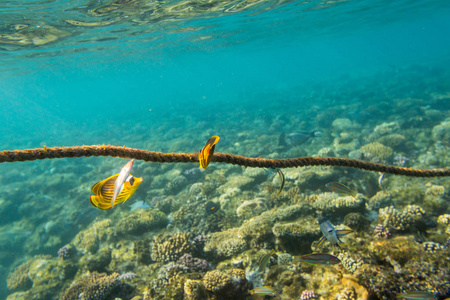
[367,190,392,210]
[337,251,363,274]
[151,232,193,262]
[360,142,393,162]
[202,268,248,299]
[184,279,207,300]
[378,205,425,231]
[177,254,210,275]
[311,193,364,214]
[116,209,167,235]
[236,198,267,219]
[7,261,32,291]
[205,228,248,259]
[337,287,357,300]
[60,272,129,300]
[272,216,321,253]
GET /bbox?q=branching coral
[152,232,193,262]
[61,272,120,300]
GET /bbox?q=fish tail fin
[316,236,327,249]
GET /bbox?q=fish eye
[129,176,135,185]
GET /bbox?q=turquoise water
[1,0,450,299]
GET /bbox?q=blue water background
[1,0,449,149]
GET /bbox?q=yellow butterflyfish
[199,135,220,169]
[90,174,142,210]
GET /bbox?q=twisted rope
[0,145,448,177]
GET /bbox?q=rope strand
[0,145,448,177]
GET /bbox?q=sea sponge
[360,142,393,161]
[151,232,193,262]
[205,228,247,258]
[116,208,167,235]
[60,272,119,300]
[7,261,32,291]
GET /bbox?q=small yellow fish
[199,135,220,169]
[90,174,142,210]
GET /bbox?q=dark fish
[293,253,340,265]
[325,182,357,198]
[276,169,285,196]
[205,201,220,215]
[265,168,285,196]
[285,130,320,146]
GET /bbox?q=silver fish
[317,215,353,248]
[111,159,134,206]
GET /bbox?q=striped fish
[293,253,340,265]
[257,249,275,273]
[199,135,220,169]
[90,174,142,210]
[396,291,437,299]
[325,182,357,198]
[250,286,281,296]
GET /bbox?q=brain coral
[151,232,193,262]
[360,142,393,161]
